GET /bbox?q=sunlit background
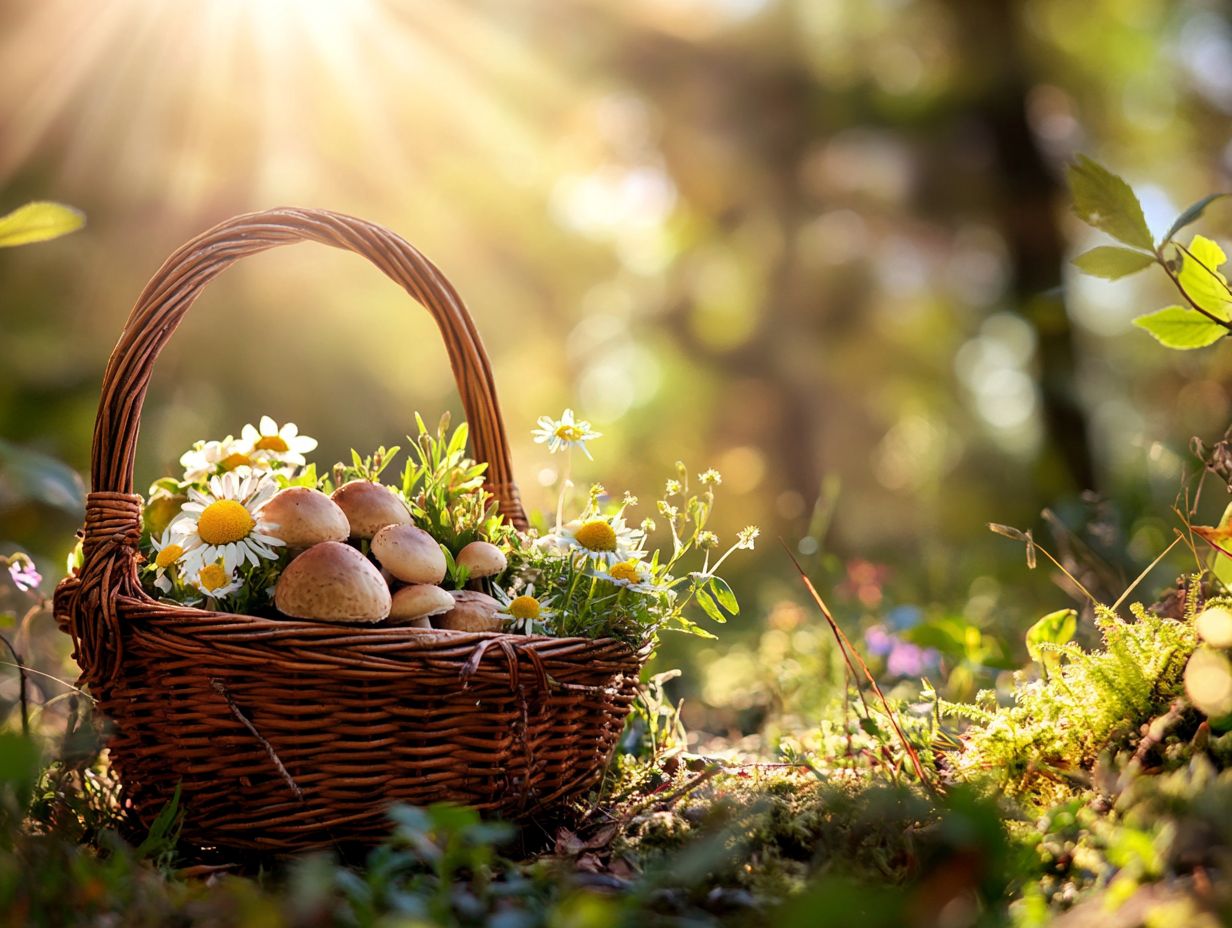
[4,0,1232,739]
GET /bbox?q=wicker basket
[53,208,646,852]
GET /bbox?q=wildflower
[864,624,939,677]
[149,527,186,594]
[532,409,602,460]
[553,514,645,566]
[697,531,720,551]
[7,557,41,592]
[180,437,247,483]
[736,526,760,550]
[175,472,284,575]
[664,479,682,497]
[640,517,657,534]
[698,469,722,486]
[241,416,318,468]
[191,562,242,600]
[494,583,556,634]
[599,559,663,595]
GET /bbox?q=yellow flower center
[197,500,255,545]
[574,520,617,552]
[253,435,289,453]
[554,424,584,441]
[199,563,230,592]
[508,595,541,620]
[220,452,253,471]
[609,561,641,584]
[154,544,184,569]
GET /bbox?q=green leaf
[1164,193,1229,244]
[695,588,727,624]
[0,438,86,514]
[1177,235,1232,320]
[708,576,740,615]
[1068,156,1154,251]
[1071,246,1155,280]
[0,201,85,248]
[1026,609,1077,664]
[1133,305,1228,349]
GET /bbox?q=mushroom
[331,480,412,539]
[371,524,447,584]
[1198,606,1232,649]
[388,584,455,628]
[274,541,391,623]
[456,540,507,581]
[434,589,505,633]
[259,487,350,550]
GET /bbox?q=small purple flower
[8,560,41,593]
[886,642,939,678]
[864,625,895,657]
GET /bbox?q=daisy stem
[555,448,573,533]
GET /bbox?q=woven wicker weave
[53,208,645,852]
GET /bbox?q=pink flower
[8,560,41,593]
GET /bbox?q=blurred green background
[3,0,1232,740]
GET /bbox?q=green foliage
[937,602,1198,807]
[396,412,511,556]
[1071,244,1155,280]
[1067,155,1154,251]
[1025,608,1076,679]
[1133,305,1228,349]
[0,201,84,248]
[1069,158,1232,350]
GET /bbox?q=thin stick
[1111,534,1184,613]
[0,638,29,736]
[780,541,935,793]
[211,679,303,802]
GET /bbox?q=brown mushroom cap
[274,541,391,623]
[259,487,350,549]
[371,524,447,584]
[433,589,505,632]
[388,584,455,628]
[456,541,507,579]
[331,481,412,539]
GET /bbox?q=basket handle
[89,207,527,527]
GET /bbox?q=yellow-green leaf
[1026,609,1077,663]
[0,201,85,248]
[1072,245,1155,280]
[1177,234,1232,320]
[1133,305,1228,349]
[1068,156,1154,251]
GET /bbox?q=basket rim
[57,570,651,658]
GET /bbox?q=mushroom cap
[1198,606,1232,649]
[330,481,412,539]
[274,541,391,623]
[433,589,505,633]
[456,540,507,579]
[371,524,447,584]
[259,487,350,549]
[388,584,455,627]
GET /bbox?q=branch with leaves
[1069,155,1232,349]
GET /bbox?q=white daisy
[179,436,254,483]
[241,416,317,468]
[190,561,243,600]
[175,472,284,575]
[532,409,602,460]
[493,583,557,635]
[148,526,187,594]
[550,513,645,566]
[595,559,663,595]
